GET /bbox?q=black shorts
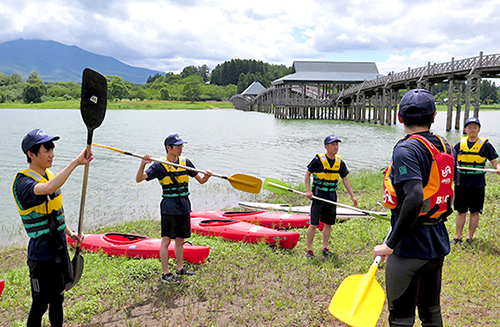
[453,185,485,214]
[161,213,191,239]
[27,259,65,302]
[310,201,336,226]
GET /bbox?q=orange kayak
[67,233,209,264]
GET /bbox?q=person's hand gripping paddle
[65,68,107,291]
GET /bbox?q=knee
[418,305,442,327]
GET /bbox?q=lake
[2,108,499,247]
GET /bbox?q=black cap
[21,129,60,154]
[399,89,436,118]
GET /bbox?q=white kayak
[238,201,388,218]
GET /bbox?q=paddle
[458,166,498,173]
[92,143,262,194]
[65,68,107,291]
[263,178,389,221]
[328,231,391,327]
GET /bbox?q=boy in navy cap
[304,134,358,258]
[136,134,212,283]
[12,129,91,326]
[453,117,500,244]
[374,89,455,326]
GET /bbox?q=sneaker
[161,272,179,283]
[466,238,474,245]
[321,248,335,256]
[176,267,195,276]
[306,250,315,258]
[451,238,462,245]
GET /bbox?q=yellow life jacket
[12,168,66,238]
[159,156,190,197]
[383,134,455,221]
[457,136,488,174]
[312,153,341,192]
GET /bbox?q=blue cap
[399,89,436,118]
[464,117,481,128]
[21,129,60,154]
[324,134,342,145]
[164,133,187,147]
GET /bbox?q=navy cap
[464,117,481,128]
[21,129,60,154]
[164,133,187,147]
[398,89,436,118]
[324,134,342,145]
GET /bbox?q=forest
[0,59,292,104]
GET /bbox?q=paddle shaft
[271,182,388,219]
[77,132,93,243]
[96,144,236,181]
[458,166,498,173]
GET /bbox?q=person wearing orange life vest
[374,89,455,327]
[305,134,358,258]
[136,134,212,283]
[12,129,89,327]
[452,117,500,245]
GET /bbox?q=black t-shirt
[454,138,498,187]
[388,131,451,259]
[307,154,349,201]
[145,158,198,215]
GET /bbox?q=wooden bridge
[230,52,500,131]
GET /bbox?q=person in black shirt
[304,134,358,258]
[374,89,454,326]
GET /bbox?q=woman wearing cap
[12,129,90,326]
[304,134,358,258]
[136,133,212,283]
[453,117,500,245]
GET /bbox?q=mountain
[0,39,163,84]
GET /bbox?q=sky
[1,0,500,76]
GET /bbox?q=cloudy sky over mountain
[1,0,499,75]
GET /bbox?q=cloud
[1,0,500,75]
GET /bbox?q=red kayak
[67,233,209,264]
[191,210,324,230]
[190,217,300,249]
[0,280,4,297]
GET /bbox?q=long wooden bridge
[230,52,500,131]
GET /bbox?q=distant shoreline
[0,100,235,110]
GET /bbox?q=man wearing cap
[136,133,212,283]
[374,89,455,326]
[304,134,358,258]
[12,129,91,326]
[453,117,500,245]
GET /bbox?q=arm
[341,176,358,206]
[305,170,313,199]
[34,148,93,195]
[65,225,84,242]
[136,154,152,182]
[490,158,500,175]
[374,179,423,260]
[194,169,212,184]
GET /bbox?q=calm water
[2,108,500,247]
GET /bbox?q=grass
[0,100,234,110]
[1,170,500,326]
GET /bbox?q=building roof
[241,81,266,95]
[272,61,383,85]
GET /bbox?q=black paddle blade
[65,249,84,291]
[81,68,107,137]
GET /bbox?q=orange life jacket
[383,134,454,220]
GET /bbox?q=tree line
[0,59,292,104]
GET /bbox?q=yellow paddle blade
[227,174,262,194]
[329,265,385,327]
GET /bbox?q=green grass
[1,170,500,326]
[0,100,234,110]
